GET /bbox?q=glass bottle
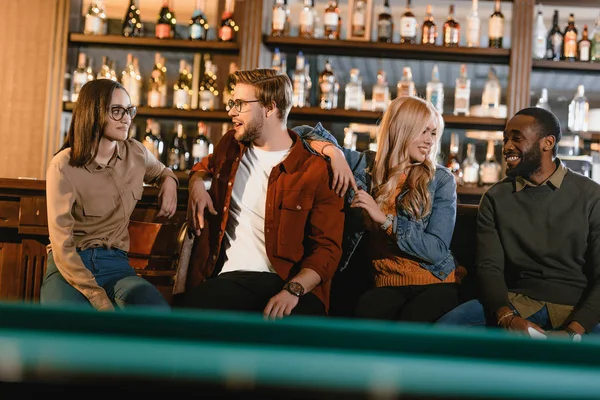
[344,68,363,111]
[351,0,367,38]
[372,70,390,112]
[532,9,547,59]
[190,0,209,41]
[466,0,480,48]
[292,52,307,108]
[396,66,415,97]
[421,4,437,45]
[568,85,589,132]
[324,0,341,40]
[426,64,444,113]
[174,60,192,110]
[71,53,90,103]
[192,122,213,165]
[84,1,107,36]
[479,140,501,186]
[400,0,417,44]
[443,5,460,47]
[304,64,312,107]
[156,0,175,39]
[199,55,219,111]
[488,0,504,48]
[168,122,190,171]
[300,0,315,39]
[121,53,141,106]
[96,56,112,80]
[547,10,563,61]
[148,53,167,108]
[454,64,471,116]
[271,48,284,74]
[462,143,479,186]
[535,88,551,112]
[579,25,592,62]
[377,0,394,43]
[591,13,600,62]
[122,0,143,37]
[446,132,463,185]
[319,60,338,110]
[143,119,160,159]
[481,67,501,113]
[563,14,578,61]
[219,0,238,42]
[272,0,288,37]
[223,62,238,110]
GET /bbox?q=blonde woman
[294,96,459,322]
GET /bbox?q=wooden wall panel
[0,0,69,180]
[0,243,22,300]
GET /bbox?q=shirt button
[235,157,239,162]
[266,228,270,233]
[219,231,223,236]
[223,206,228,212]
[296,205,302,210]
[216,173,220,179]
[228,182,232,186]
[212,255,217,261]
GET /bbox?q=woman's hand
[350,190,387,225]
[157,177,178,218]
[324,146,358,197]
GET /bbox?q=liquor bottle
[535,88,551,112]
[579,25,592,62]
[324,0,341,40]
[174,60,192,110]
[192,122,213,165]
[443,5,460,47]
[71,53,90,102]
[479,140,501,186]
[97,56,112,80]
[351,0,367,38]
[223,62,238,110]
[482,67,501,113]
[421,4,437,45]
[122,0,143,37]
[153,122,166,164]
[568,85,589,132]
[304,64,312,107]
[143,119,160,159]
[272,0,288,37]
[563,14,578,61]
[219,0,238,42]
[532,9,547,59]
[84,1,107,36]
[454,64,471,116]
[299,0,315,39]
[271,48,284,74]
[466,0,480,48]
[372,70,390,112]
[547,10,563,61]
[488,0,504,48]
[319,60,338,110]
[426,65,444,113]
[148,53,167,108]
[292,52,307,108]
[85,57,95,83]
[108,60,117,81]
[462,143,479,186]
[591,13,600,62]
[121,53,141,106]
[446,132,463,185]
[377,0,394,43]
[168,122,190,171]
[344,69,363,111]
[199,55,219,111]
[189,0,209,41]
[396,66,415,97]
[400,0,417,44]
[156,1,175,39]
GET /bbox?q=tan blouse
[45,139,177,310]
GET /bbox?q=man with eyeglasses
[183,69,344,319]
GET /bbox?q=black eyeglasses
[109,106,137,121]
[227,99,260,113]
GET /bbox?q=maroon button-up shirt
[186,129,344,310]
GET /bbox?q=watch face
[287,282,304,296]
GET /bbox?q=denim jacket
[294,123,457,280]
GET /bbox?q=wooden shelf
[68,33,240,54]
[289,107,507,130]
[532,59,600,74]
[263,36,511,64]
[63,102,231,122]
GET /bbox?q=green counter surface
[1,302,600,399]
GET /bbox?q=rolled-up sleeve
[141,145,178,186]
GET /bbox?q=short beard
[237,118,263,143]
[506,144,543,179]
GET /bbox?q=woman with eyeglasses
[41,79,178,311]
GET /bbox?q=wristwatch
[381,214,394,231]
[283,281,305,297]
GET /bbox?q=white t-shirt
[220,146,290,274]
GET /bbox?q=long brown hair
[233,69,292,122]
[371,96,444,220]
[59,79,126,167]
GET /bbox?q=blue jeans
[41,248,169,310]
[436,299,600,333]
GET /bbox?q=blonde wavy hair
[370,96,444,220]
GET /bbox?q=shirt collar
[514,158,567,192]
[83,141,123,173]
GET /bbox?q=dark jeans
[182,271,326,316]
[41,248,169,310]
[355,283,461,322]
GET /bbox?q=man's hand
[157,177,177,218]
[350,190,387,225]
[187,176,217,236]
[263,290,300,320]
[326,146,357,197]
[502,315,545,335]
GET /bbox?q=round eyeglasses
[227,99,260,113]
[109,106,137,122]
